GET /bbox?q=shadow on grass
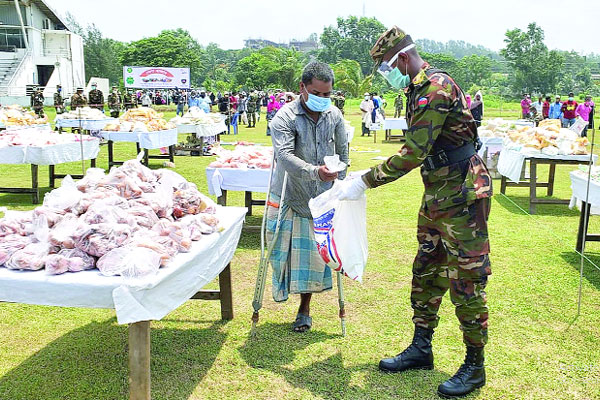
[0,317,228,400]
[239,323,455,400]
[560,251,600,290]
[494,193,580,217]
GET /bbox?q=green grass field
[0,104,599,399]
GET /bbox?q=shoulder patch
[418,97,428,108]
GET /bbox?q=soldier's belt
[423,142,476,171]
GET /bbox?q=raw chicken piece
[81,202,133,226]
[49,213,80,248]
[128,206,160,229]
[45,248,96,275]
[120,159,157,183]
[152,219,191,252]
[33,206,66,228]
[75,223,132,257]
[0,235,31,265]
[0,210,33,237]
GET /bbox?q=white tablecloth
[0,206,247,324]
[0,138,100,165]
[478,137,504,158]
[177,121,227,137]
[56,118,116,130]
[206,167,270,198]
[100,129,178,149]
[569,171,600,215]
[2,123,51,131]
[498,149,595,183]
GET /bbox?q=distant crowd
[521,93,595,136]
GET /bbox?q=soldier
[88,82,104,112]
[54,85,65,115]
[336,26,492,399]
[332,90,345,115]
[246,90,258,128]
[123,89,136,110]
[394,92,404,118]
[70,87,88,111]
[30,86,45,117]
[107,86,121,118]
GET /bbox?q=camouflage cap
[370,26,413,66]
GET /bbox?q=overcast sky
[46,0,598,55]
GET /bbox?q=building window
[0,28,26,49]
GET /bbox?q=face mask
[377,44,415,89]
[364,96,370,101]
[57,89,61,93]
[303,88,331,112]
[569,97,574,101]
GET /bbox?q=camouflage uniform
[30,89,44,117]
[333,93,345,115]
[365,29,492,348]
[70,92,88,111]
[54,87,65,114]
[246,92,258,127]
[107,89,122,118]
[394,94,404,118]
[88,88,104,111]
[123,91,136,110]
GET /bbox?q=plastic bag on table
[0,234,31,265]
[33,206,66,228]
[49,213,80,248]
[126,231,172,266]
[569,117,589,137]
[120,157,157,183]
[97,246,161,282]
[45,248,96,275]
[155,169,188,190]
[0,208,33,237]
[172,183,205,218]
[308,180,368,282]
[128,205,160,229]
[152,219,192,252]
[178,213,220,239]
[76,168,106,193]
[74,223,132,257]
[81,201,133,226]
[98,169,143,199]
[43,175,82,212]
[6,215,54,271]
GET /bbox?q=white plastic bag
[308,180,368,282]
[97,246,161,283]
[43,175,82,212]
[569,117,588,136]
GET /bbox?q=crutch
[337,272,346,336]
[251,157,287,336]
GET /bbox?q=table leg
[143,149,149,166]
[129,321,151,400]
[500,175,507,194]
[49,165,55,188]
[168,145,174,163]
[136,143,141,155]
[108,140,114,169]
[245,191,253,216]
[219,263,234,320]
[373,130,376,143]
[576,201,591,252]
[547,162,556,196]
[31,164,39,204]
[217,190,227,206]
[529,159,537,214]
[91,158,96,168]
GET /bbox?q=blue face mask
[303,88,331,112]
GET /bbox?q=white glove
[336,177,368,201]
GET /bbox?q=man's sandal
[292,313,312,333]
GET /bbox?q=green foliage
[234,47,304,91]
[318,16,386,76]
[331,59,372,97]
[119,29,206,87]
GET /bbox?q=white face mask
[364,96,370,101]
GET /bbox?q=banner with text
[123,66,191,89]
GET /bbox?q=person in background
[576,96,593,137]
[54,85,65,115]
[188,91,200,109]
[470,92,484,127]
[218,92,231,134]
[371,92,380,123]
[332,90,345,115]
[246,90,258,128]
[230,92,238,115]
[532,95,543,117]
[394,92,404,118]
[266,94,281,136]
[30,86,44,117]
[360,92,374,136]
[209,91,216,105]
[521,94,531,119]
[542,96,551,119]
[465,93,472,109]
[173,88,184,116]
[549,95,562,120]
[88,82,104,112]
[107,86,121,118]
[123,89,136,110]
[588,97,595,132]
[561,92,578,127]
[70,87,88,111]
[238,92,249,126]
[141,91,152,108]
[199,90,211,113]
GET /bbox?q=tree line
[66,14,599,99]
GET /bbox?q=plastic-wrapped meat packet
[97,246,161,282]
[49,213,80,248]
[76,168,106,193]
[0,209,33,237]
[120,159,157,183]
[74,223,132,258]
[172,183,204,218]
[0,235,31,265]
[6,215,53,271]
[129,189,173,219]
[43,175,82,213]
[152,219,191,252]
[33,206,65,228]
[98,169,143,199]
[128,206,160,229]
[126,231,172,266]
[81,201,132,226]
[73,191,121,215]
[45,248,96,275]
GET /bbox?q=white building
[0,0,85,106]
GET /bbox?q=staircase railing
[0,49,31,96]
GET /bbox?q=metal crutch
[337,272,346,336]
[251,157,287,336]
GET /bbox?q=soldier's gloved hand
[336,176,368,201]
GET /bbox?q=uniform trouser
[34,107,44,117]
[394,108,402,118]
[248,111,256,126]
[177,103,184,116]
[110,110,119,118]
[411,198,491,347]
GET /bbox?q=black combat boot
[437,346,485,398]
[379,327,434,373]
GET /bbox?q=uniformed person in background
[394,92,404,118]
[70,87,88,111]
[337,26,492,399]
[332,90,345,115]
[246,90,258,128]
[123,89,136,110]
[107,86,122,118]
[30,86,44,117]
[88,82,104,112]
[54,85,65,115]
